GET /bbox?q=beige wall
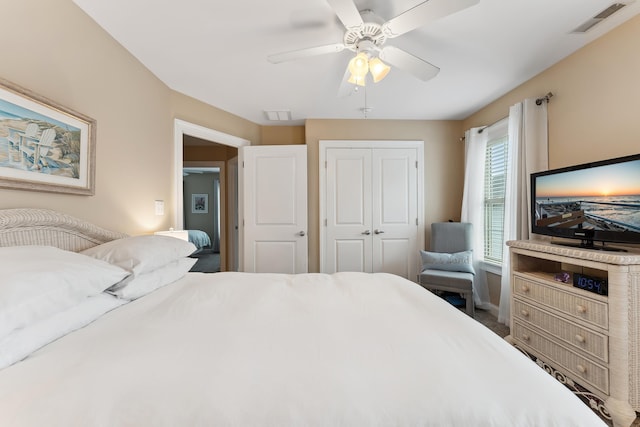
[0,0,258,235]
[463,15,640,306]
[170,92,260,146]
[463,15,640,169]
[305,119,464,272]
[260,126,305,145]
[184,142,238,161]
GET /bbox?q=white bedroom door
[239,145,308,274]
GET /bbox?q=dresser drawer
[513,321,609,395]
[513,299,608,363]
[512,274,608,329]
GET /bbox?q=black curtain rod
[477,92,554,133]
[477,117,506,134]
[460,92,554,141]
[536,92,554,105]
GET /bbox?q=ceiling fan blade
[382,0,480,38]
[379,46,440,82]
[326,0,363,29]
[267,43,345,64]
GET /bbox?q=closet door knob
[298,231,306,237]
[374,229,385,234]
[362,230,371,235]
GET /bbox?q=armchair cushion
[420,250,475,275]
[419,269,474,290]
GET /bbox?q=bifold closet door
[325,148,372,273]
[371,148,419,279]
[324,147,418,279]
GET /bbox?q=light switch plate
[154,200,164,216]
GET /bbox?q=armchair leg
[466,292,474,318]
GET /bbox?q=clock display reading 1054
[572,273,608,296]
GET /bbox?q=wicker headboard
[0,208,128,252]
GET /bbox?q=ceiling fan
[268,0,480,87]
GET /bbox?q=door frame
[173,119,250,270]
[227,156,239,271]
[318,140,425,277]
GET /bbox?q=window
[483,122,508,264]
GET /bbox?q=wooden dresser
[507,240,640,427]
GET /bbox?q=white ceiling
[73,0,640,126]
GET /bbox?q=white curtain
[498,99,549,325]
[461,127,491,308]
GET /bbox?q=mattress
[0,271,606,426]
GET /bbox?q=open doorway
[173,119,250,272]
[183,165,221,272]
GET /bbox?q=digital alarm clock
[573,273,608,296]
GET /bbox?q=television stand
[507,240,640,427]
[551,239,627,252]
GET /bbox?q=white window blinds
[483,128,508,264]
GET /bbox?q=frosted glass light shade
[348,73,366,86]
[348,53,369,78]
[369,57,390,83]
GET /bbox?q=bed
[0,208,608,427]
[188,229,211,250]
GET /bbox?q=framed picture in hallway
[0,78,96,195]
[192,193,208,214]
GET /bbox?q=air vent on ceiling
[571,3,628,33]
[264,110,292,121]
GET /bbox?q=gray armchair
[418,222,475,317]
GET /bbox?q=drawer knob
[575,334,586,343]
[576,364,587,374]
[521,285,530,293]
[520,309,530,317]
[576,305,587,314]
[522,334,530,341]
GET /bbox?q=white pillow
[0,246,130,339]
[0,293,126,370]
[81,235,197,275]
[108,257,197,300]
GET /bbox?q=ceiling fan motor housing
[344,22,387,53]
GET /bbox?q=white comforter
[0,272,605,426]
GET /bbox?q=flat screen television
[531,153,640,251]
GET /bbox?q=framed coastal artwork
[0,78,96,195]
[191,193,208,214]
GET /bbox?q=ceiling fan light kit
[346,54,391,86]
[267,0,480,89]
[368,57,391,83]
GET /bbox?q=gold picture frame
[0,78,96,195]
